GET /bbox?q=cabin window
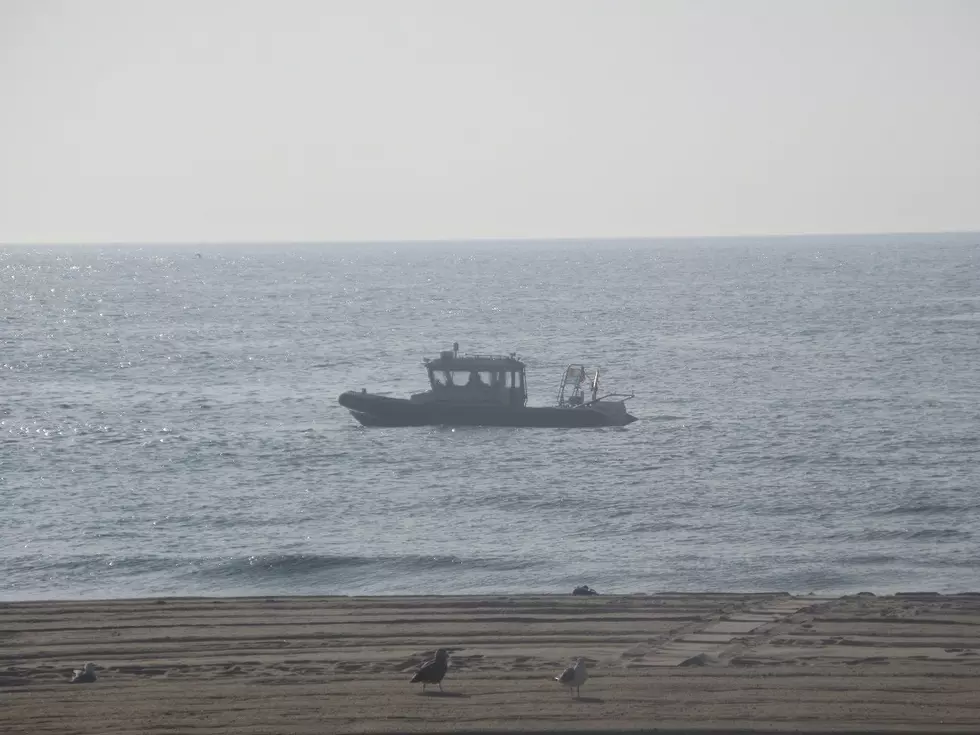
[451,370,494,387]
[432,369,520,390]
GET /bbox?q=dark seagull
[70,662,97,683]
[410,648,449,692]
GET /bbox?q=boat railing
[459,353,522,362]
[583,391,635,406]
[424,353,522,364]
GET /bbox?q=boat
[338,343,637,428]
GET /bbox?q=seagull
[555,657,588,697]
[410,648,449,692]
[70,662,97,683]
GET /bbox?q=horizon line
[1,229,978,248]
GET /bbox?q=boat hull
[338,392,636,428]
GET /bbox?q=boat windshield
[429,369,504,389]
[458,371,494,387]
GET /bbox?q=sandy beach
[2,592,979,733]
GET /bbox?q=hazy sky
[1,0,978,243]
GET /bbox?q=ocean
[2,235,978,601]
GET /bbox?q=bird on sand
[410,648,449,692]
[70,663,97,683]
[555,657,588,697]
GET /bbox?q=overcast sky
[1,0,978,244]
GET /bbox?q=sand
[2,592,980,733]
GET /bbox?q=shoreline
[3,592,979,733]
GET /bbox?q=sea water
[2,235,978,600]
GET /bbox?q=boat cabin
[422,343,527,407]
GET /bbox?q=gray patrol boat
[338,343,636,428]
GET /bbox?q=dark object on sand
[410,648,449,692]
[70,663,97,683]
[573,585,599,596]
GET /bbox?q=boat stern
[588,399,638,426]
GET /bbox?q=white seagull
[70,662,97,683]
[555,657,588,697]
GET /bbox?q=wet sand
[2,592,979,733]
